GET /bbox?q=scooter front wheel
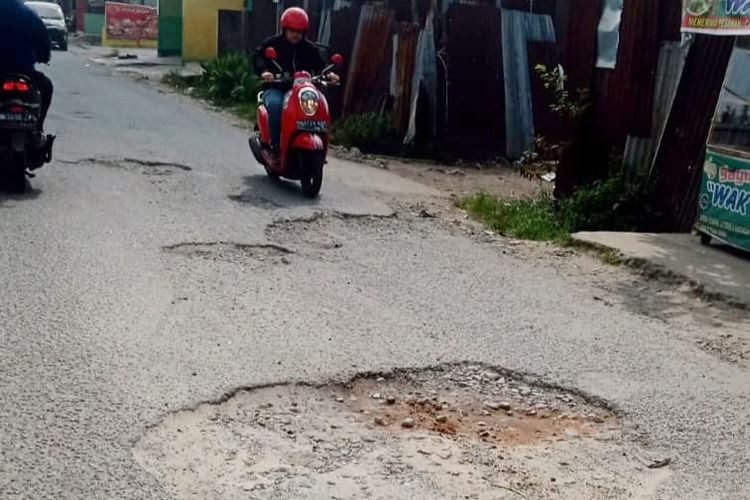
[298,151,325,198]
[265,164,280,180]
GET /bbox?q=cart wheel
[700,233,712,246]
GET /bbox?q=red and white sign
[105,2,157,41]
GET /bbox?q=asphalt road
[1,49,748,499]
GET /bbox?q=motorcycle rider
[253,7,339,152]
[0,0,54,142]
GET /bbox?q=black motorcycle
[0,74,54,192]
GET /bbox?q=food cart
[683,2,750,252]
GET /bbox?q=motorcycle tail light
[9,106,25,114]
[2,81,30,92]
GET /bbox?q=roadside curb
[571,232,750,310]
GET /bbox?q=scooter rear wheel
[2,152,27,193]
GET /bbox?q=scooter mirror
[265,47,278,60]
[330,54,344,66]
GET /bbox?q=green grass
[461,192,629,265]
[460,193,570,242]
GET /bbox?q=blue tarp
[501,8,556,159]
[405,10,438,144]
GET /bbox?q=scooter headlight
[299,89,320,116]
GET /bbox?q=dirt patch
[377,159,540,201]
[135,365,669,499]
[162,242,293,265]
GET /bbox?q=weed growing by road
[460,193,569,242]
[162,53,261,119]
[461,163,655,253]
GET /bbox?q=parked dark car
[25,1,68,51]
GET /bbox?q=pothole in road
[134,364,668,500]
[264,212,402,260]
[162,242,293,265]
[228,192,284,209]
[60,156,193,176]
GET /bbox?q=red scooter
[249,47,343,198]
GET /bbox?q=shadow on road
[229,174,322,210]
[0,186,41,206]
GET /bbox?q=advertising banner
[682,0,750,35]
[105,2,157,41]
[697,148,750,251]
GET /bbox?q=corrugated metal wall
[392,23,421,132]
[623,40,689,172]
[653,34,736,231]
[342,5,395,116]
[445,2,504,156]
[592,0,660,146]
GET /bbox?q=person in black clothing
[0,0,54,135]
[253,7,339,150]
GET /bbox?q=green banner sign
[683,0,750,35]
[697,149,750,251]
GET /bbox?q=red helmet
[280,7,310,32]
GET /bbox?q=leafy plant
[162,54,262,119]
[516,65,592,180]
[534,64,590,123]
[516,135,565,179]
[199,53,261,105]
[559,161,656,233]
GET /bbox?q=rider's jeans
[263,89,285,149]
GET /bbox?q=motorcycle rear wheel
[3,152,27,193]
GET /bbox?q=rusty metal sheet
[342,5,395,116]
[392,22,420,133]
[658,0,682,41]
[445,2,504,157]
[327,4,362,119]
[560,0,600,93]
[592,0,660,145]
[623,41,689,172]
[653,34,736,232]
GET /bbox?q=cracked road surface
[1,50,749,499]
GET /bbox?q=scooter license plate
[0,112,36,127]
[297,120,327,133]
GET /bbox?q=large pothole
[162,242,293,266]
[135,365,669,499]
[60,156,193,176]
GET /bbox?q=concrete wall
[182,0,245,61]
